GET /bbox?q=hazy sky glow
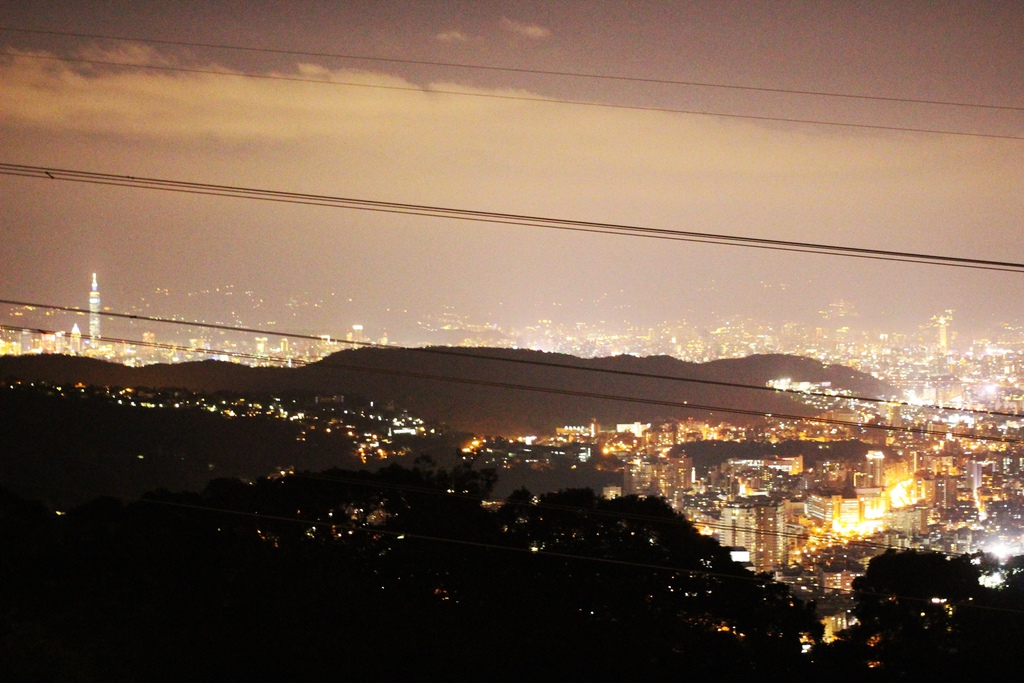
[1,2,1022,342]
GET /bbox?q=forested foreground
[2,464,1024,680]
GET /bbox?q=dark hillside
[1,350,893,435]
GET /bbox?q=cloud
[500,17,552,39]
[435,30,469,43]
[77,42,178,67]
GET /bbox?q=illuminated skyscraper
[70,323,82,354]
[89,273,101,341]
[932,309,953,354]
[866,450,885,488]
[720,498,786,571]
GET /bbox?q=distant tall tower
[932,309,953,355]
[89,273,101,341]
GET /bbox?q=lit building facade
[89,273,101,341]
[720,498,786,572]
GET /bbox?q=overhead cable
[2,52,1022,142]
[140,497,1024,616]
[2,163,1023,273]
[2,26,1022,113]
[1,372,1010,582]
[2,321,1019,445]
[3,302,1022,420]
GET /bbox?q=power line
[5,454,1010,616]
[3,25,1022,113]
[4,302,1021,424]
[0,308,1002,421]
[0,360,942,556]
[3,318,1021,445]
[3,163,1023,273]
[140,495,1024,616]
[289,471,926,558]
[4,360,1015,609]
[140,497,799,588]
[1,369,1004,582]
[0,323,294,367]
[293,471,1024,593]
[0,395,967,569]
[3,304,1020,425]
[3,51,1023,142]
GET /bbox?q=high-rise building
[967,460,985,493]
[720,498,786,572]
[865,451,885,488]
[932,309,953,356]
[70,323,82,354]
[624,456,692,499]
[89,273,101,341]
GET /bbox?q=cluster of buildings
[596,423,1024,629]
[466,407,1024,636]
[0,275,383,366]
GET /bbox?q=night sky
[1,2,1021,341]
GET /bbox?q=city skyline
[12,270,1023,349]
[5,270,1022,349]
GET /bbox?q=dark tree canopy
[817,548,1024,678]
[0,467,822,681]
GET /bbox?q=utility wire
[140,496,1024,616]
[2,319,1020,445]
[0,339,999,561]
[3,302,1019,425]
[6,460,1009,616]
[0,390,968,568]
[4,302,1021,422]
[4,164,1021,270]
[5,373,1014,610]
[3,25,1022,112]
[3,51,1022,142]
[3,163,1023,273]
[0,311,986,422]
[0,369,938,556]
[0,376,1002,576]
[141,497,810,588]
[0,324,293,367]
[3,331,1006,559]
[290,471,936,558]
